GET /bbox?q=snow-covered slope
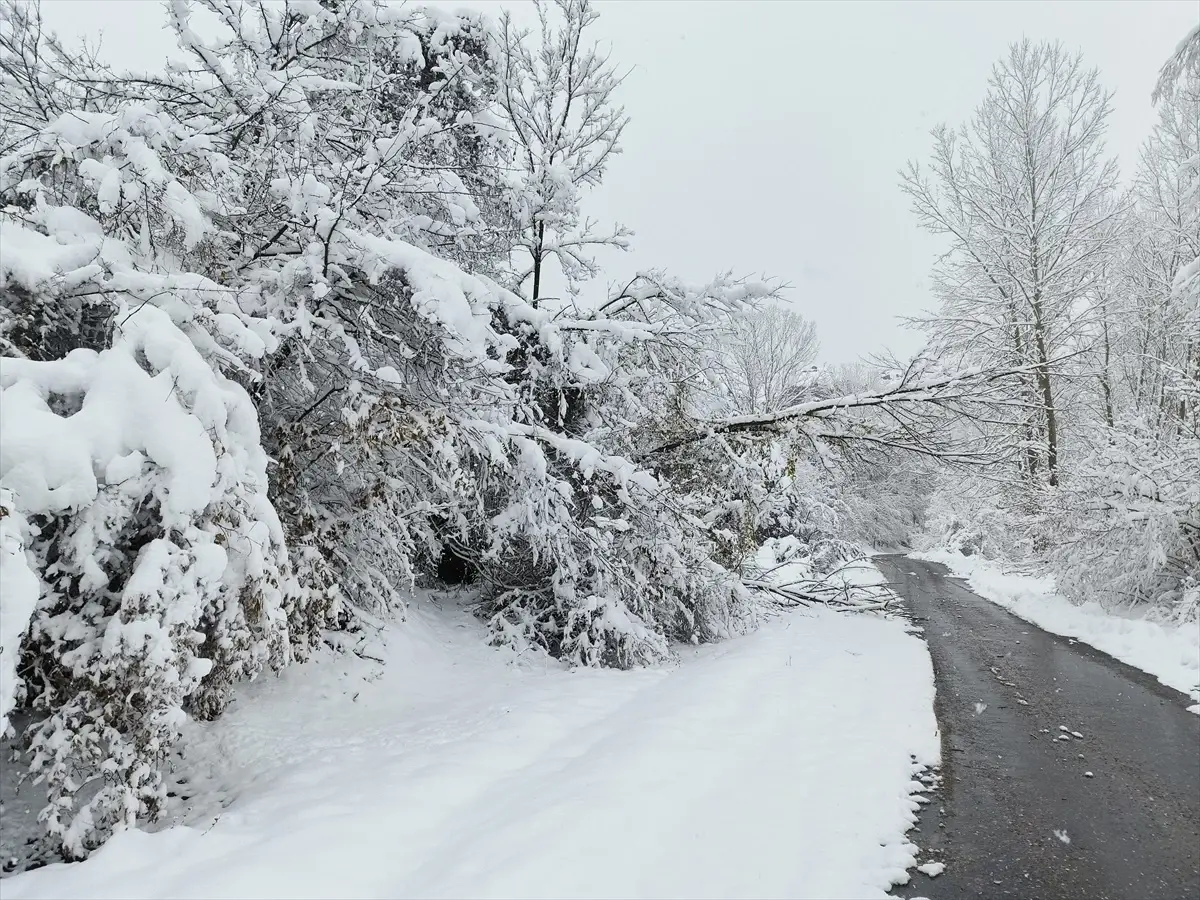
[916,549,1200,712]
[3,587,938,899]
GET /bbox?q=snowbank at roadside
[915,549,1200,711]
[3,576,939,900]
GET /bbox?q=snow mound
[3,589,939,899]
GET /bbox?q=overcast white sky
[35,0,1200,362]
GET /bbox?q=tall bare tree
[902,40,1123,486]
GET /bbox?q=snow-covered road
[4,595,938,900]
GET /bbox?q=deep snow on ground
[915,549,1200,712]
[2,553,938,900]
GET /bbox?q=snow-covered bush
[0,232,295,855]
[476,271,785,663]
[917,476,1048,562]
[663,435,855,575]
[0,0,315,845]
[0,486,38,737]
[1051,423,1199,618]
[0,0,523,856]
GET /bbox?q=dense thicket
[0,0,881,859]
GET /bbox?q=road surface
[875,554,1200,900]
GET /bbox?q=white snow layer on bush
[0,224,295,847]
[917,550,1200,710]
[0,295,287,565]
[2,593,939,899]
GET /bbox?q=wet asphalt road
[875,555,1200,900]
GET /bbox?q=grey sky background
[34,0,1200,363]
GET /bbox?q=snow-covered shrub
[478,467,745,666]
[0,487,38,737]
[476,273,782,664]
[917,477,1045,562]
[0,241,294,855]
[671,436,855,575]
[0,0,516,856]
[1051,425,1199,617]
[0,1,322,854]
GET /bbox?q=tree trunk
[1031,329,1059,486]
[1025,173,1059,486]
[1009,317,1041,481]
[1100,311,1115,429]
[1028,278,1058,484]
[531,221,545,305]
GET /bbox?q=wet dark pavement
[875,555,1200,900]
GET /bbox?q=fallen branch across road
[641,355,1083,464]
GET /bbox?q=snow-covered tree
[709,305,820,415]
[494,0,631,302]
[902,40,1124,487]
[913,33,1200,620]
[1046,40,1200,618]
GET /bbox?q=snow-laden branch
[642,358,1062,459]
